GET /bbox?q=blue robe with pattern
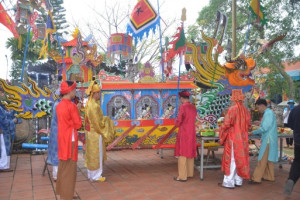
[0,107,14,158]
[46,100,60,166]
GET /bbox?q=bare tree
[73,0,177,80]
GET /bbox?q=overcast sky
[0,0,209,80]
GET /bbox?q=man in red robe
[219,89,251,189]
[174,91,197,182]
[56,81,82,200]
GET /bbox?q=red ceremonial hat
[60,81,77,95]
[231,89,245,101]
[179,91,190,97]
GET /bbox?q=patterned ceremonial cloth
[219,102,251,179]
[0,107,16,158]
[85,98,115,171]
[127,0,160,44]
[174,102,197,158]
[47,99,61,166]
[0,3,19,38]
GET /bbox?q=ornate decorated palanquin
[99,82,197,149]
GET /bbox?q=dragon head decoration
[0,78,57,118]
[224,56,256,87]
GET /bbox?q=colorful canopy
[107,33,132,59]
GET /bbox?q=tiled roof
[282,61,300,71]
[255,61,300,75]
[61,38,89,47]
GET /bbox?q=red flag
[129,0,157,30]
[127,0,159,43]
[0,3,19,38]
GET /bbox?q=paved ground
[0,148,299,200]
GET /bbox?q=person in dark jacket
[284,103,300,195]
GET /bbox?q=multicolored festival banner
[0,3,19,38]
[126,0,160,44]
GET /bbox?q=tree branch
[267,53,295,99]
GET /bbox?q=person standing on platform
[283,99,295,148]
[46,89,61,181]
[84,81,115,182]
[174,91,197,182]
[219,89,251,189]
[56,81,82,200]
[249,98,278,184]
[284,101,300,195]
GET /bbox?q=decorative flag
[39,11,56,58]
[127,0,160,44]
[164,23,186,63]
[173,26,186,53]
[249,0,267,25]
[46,11,56,34]
[0,3,19,38]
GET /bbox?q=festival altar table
[196,134,293,181]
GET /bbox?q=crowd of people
[174,89,299,197]
[45,80,116,200]
[32,85,300,199]
[1,82,299,199]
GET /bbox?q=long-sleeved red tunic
[174,102,197,158]
[56,99,82,161]
[219,102,251,179]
